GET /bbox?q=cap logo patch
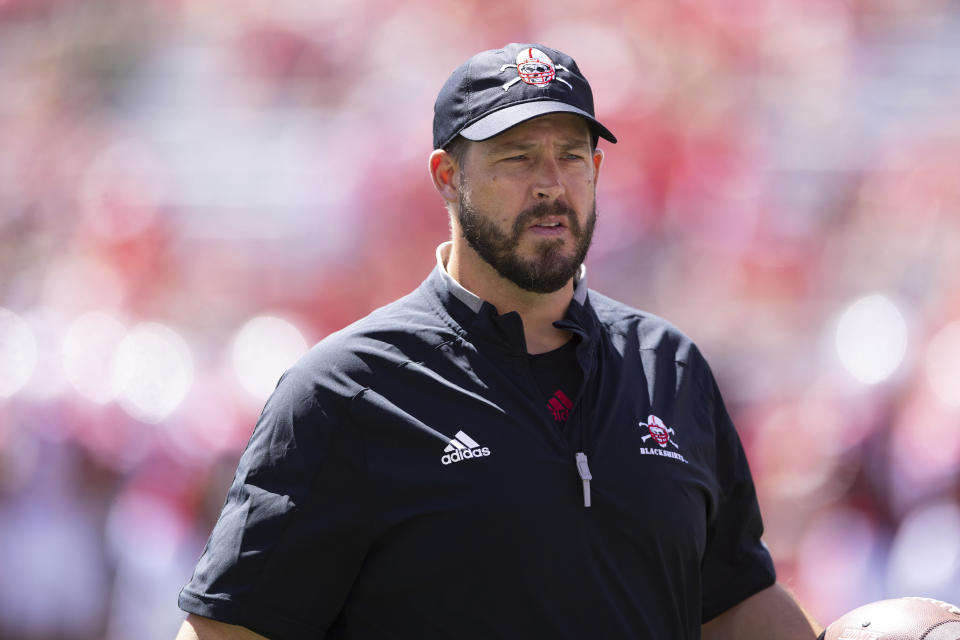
[500,47,573,91]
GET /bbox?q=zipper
[573,384,594,508]
[575,451,592,507]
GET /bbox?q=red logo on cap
[517,48,555,86]
[500,48,573,91]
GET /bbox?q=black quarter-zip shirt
[179,244,776,639]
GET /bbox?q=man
[176,43,820,639]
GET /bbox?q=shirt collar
[434,241,589,313]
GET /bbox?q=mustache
[513,201,579,232]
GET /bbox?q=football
[822,597,960,640]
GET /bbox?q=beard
[457,189,596,294]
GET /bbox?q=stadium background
[1,1,959,637]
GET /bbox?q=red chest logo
[547,389,573,422]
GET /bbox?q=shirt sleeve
[699,363,777,622]
[178,366,372,640]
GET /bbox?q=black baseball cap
[433,43,617,150]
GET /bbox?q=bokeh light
[834,294,908,385]
[114,323,195,424]
[887,500,960,596]
[231,315,309,402]
[0,307,38,398]
[61,311,127,404]
[18,307,71,402]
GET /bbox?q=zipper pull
[575,452,592,508]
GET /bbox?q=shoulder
[586,289,706,367]
[283,285,458,401]
[248,286,455,460]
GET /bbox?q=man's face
[454,113,602,294]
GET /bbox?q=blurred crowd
[1,0,959,638]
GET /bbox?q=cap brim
[459,101,617,144]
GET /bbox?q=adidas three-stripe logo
[441,430,492,466]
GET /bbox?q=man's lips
[528,217,569,236]
[528,217,567,229]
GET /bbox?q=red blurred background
[1,1,958,638]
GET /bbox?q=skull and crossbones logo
[640,415,680,449]
[500,47,573,91]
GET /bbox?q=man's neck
[444,241,575,355]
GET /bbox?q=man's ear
[592,147,604,183]
[428,149,460,205]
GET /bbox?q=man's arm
[175,614,269,640]
[702,583,821,640]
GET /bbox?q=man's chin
[501,258,581,294]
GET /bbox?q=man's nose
[532,157,565,201]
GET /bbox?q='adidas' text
[441,430,492,465]
[441,446,491,465]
